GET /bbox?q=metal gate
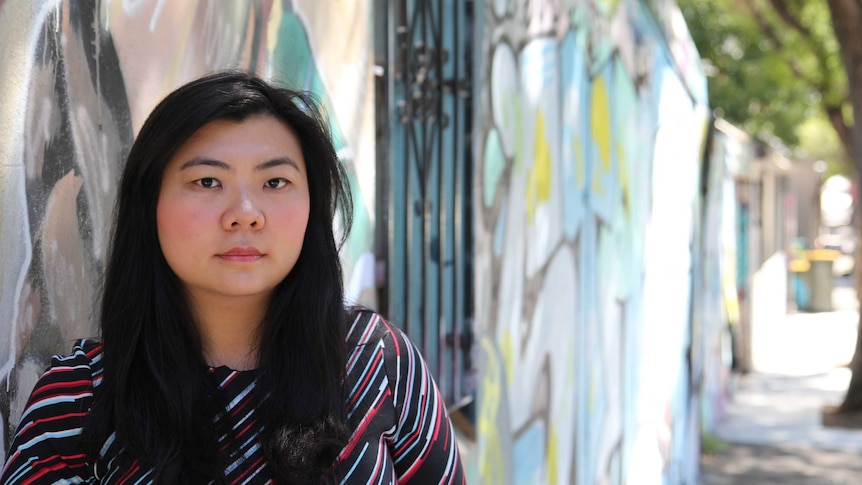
[374,0,474,409]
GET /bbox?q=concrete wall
[473,1,710,483]
[712,120,793,374]
[0,0,377,455]
[696,121,740,436]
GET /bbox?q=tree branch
[825,104,854,161]
[764,0,812,38]
[758,0,840,95]
[751,0,853,159]
[747,2,824,89]
[826,0,862,168]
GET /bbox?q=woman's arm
[381,319,466,484]
[1,341,99,484]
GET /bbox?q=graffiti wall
[473,0,710,483]
[0,0,377,456]
[695,120,740,436]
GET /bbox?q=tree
[826,0,862,415]
[679,0,862,415]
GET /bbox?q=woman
[1,71,465,484]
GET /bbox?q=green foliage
[797,114,851,176]
[679,0,847,152]
[700,431,728,455]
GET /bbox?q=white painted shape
[491,43,518,158]
[497,167,526,410]
[0,0,57,391]
[533,248,578,485]
[625,425,665,485]
[344,251,376,305]
[596,229,625,481]
[637,71,706,475]
[492,0,508,18]
[520,38,564,279]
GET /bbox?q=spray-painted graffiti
[0,0,376,457]
[474,1,710,483]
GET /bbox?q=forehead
[168,115,304,168]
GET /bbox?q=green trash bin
[805,249,840,312]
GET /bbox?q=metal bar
[418,0,428,354]
[447,2,462,402]
[386,0,400,327]
[432,0,443,382]
[458,0,475,404]
[437,0,447,400]
[379,0,476,405]
[402,0,414,332]
[375,0,391,325]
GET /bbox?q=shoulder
[1,341,102,483]
[343,310,426,401]
[21,339,103,412]
[345,310,413,356]
[346,309,390,343]
[60,338,103,365]
[46,339,104,383]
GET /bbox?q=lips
[219,247,263,262]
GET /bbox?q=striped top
[1,311,465,484]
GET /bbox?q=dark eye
[266,178,288,189]
[195,178,220,189]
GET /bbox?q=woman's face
[156,115,310,305]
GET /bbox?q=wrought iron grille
[374,0,474,409]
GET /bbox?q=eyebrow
[179,157,301,172]
[255,157,301,172]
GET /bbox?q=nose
[223,191,265,230]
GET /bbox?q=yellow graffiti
[591,78,611,195]
[604,0,623,13]
[526,110,552,223]
[501,329,514,386]
[478,337,505,482]
[546,427,559,484]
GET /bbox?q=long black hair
[85,70,354,482]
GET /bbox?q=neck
[188,292,269,371]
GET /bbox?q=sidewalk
[700,283,862,484]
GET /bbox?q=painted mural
[0,0,377,458]
[474,0,710,483]
[695,124,739,437]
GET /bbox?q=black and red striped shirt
[1,311,465,484]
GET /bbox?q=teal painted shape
[269,11,372,284]
[272,13,347,153]
[513,421,546,484]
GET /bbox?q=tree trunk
[826,0,862,413]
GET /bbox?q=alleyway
[700,278,862,484]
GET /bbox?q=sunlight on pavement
[713,284,862,452]
[753,286,858,376]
